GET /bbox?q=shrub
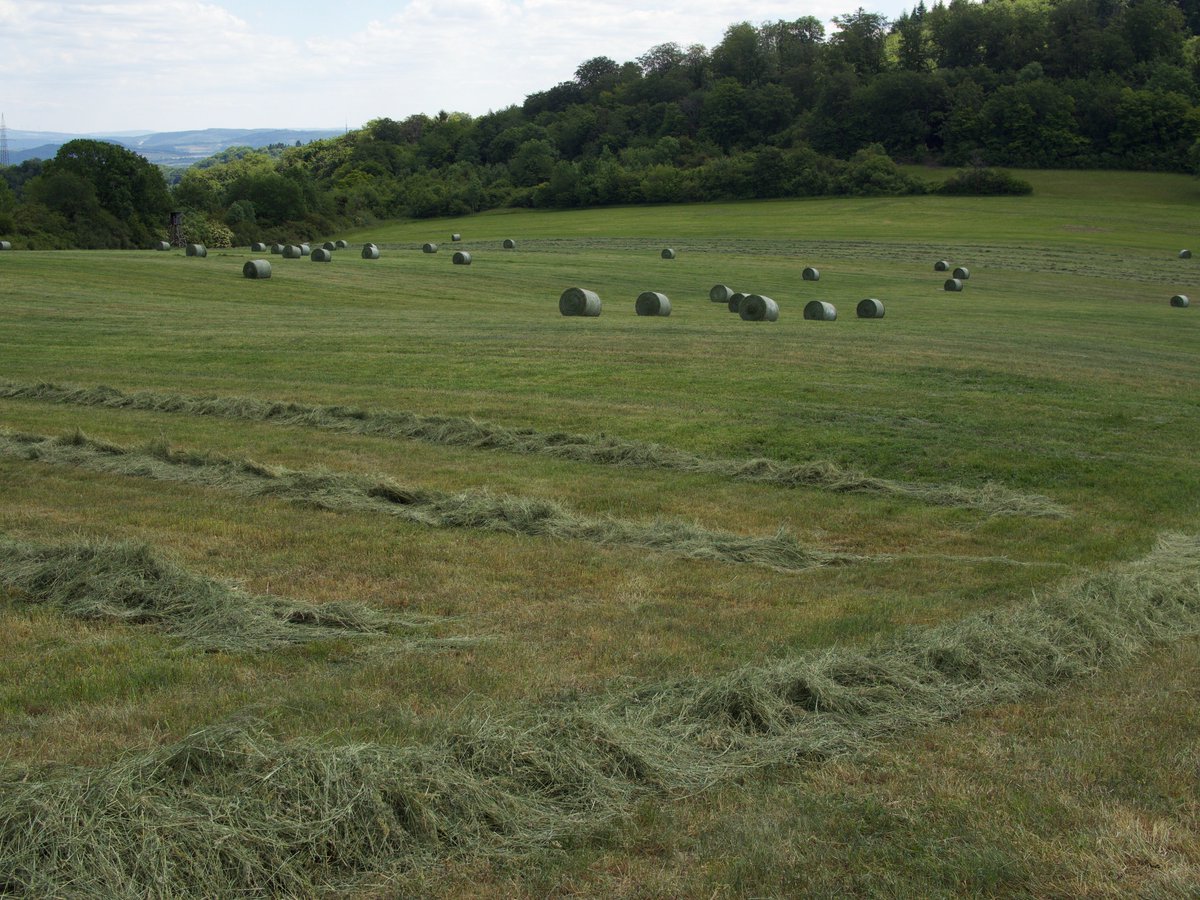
[937,166,1034,195]
[181,215,234,248]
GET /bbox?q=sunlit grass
[0,174,1197,893]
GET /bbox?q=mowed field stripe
[0,429,860,574]
[0,381,1068,518]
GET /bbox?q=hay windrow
[3,533,1198,895]
[0,381,1068,518]
[0,428,854,575]
[0,533,443,652]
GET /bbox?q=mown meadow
[0,169,1197,896]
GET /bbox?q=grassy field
[1,170,1198,895]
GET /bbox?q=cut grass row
[0,533,452,653]
[1,428,858,574]
[3,531,1197,895]
[0,380,1068,518]
[507,637,1200,899]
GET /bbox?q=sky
[1,0,917,135]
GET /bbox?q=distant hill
[5,128,344,166]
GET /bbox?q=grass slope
[1,173,1198,893]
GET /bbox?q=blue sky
[2,0,916,134]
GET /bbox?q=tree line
[2,0,1198,248]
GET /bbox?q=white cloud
[1,0,912,133]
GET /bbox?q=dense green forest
[3,0,1199,248]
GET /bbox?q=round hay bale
[856,298,885,319]
[154,241,170,251]
[802,266,820,281]
[1170,294,1190,307]
[709,283,735,303]
[559,287,601,317]
[242,259,272,279]
[452,250,472,265]
[1180,250,1192,259]
[944,278,964,292]
[422,242,438,254]
[251,242,267,252]
[185,243,207,258]
[661,248,676,259]
[311,248,332,262]
[728,292,746,314]
[502,238,516,249]
[952,266,970,280]
[934,259,950,271]
[803,300,837,321]
[739,294,779,322]
[362,244,380,259]
[270,244,284,255]
[299,243,311,255]
[322,241,336,251]
[282,244,302,259]
[451,233,462,242]
[635,291,671,316]
[335,239,349,249]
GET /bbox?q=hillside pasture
[0,175,1198,895]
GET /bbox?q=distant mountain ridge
[4,127,344,166]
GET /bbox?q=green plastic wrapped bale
[661,248,675,259]
[709,284,735,303]
[856,298,885,319]
[635,291,671,316]
[422,243,438,254]
[802,266,820,281]
[311,248,332,262]
[1171,294,1190,307]
[361,244,380,259]
[185,243,207,258]
[952,266,970,279]
[1180,250,1192,259]
[934,260,950,271]
[242,259,272,279]
[335,239,348,249]
[452,251,472,265]
[803,300,837,321]
[251,242,267,252]
[154,241,170,251]
[944,278,964,292]
[502,238,516,249]
[270,244,284,255]
[559,287,602,317]
[728,292,746,314]
[740,294,779,322]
